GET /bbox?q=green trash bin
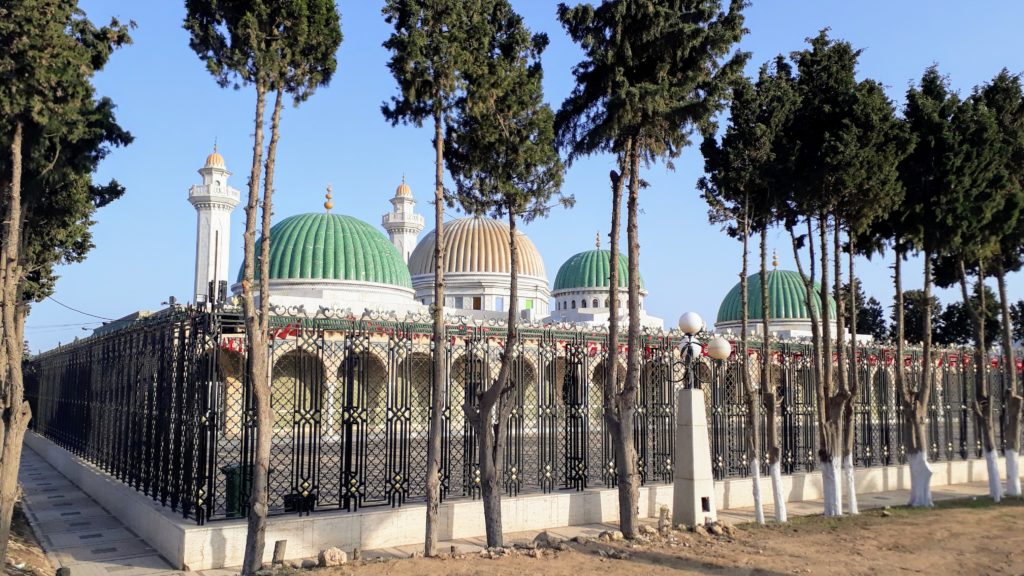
[220,464,252,518]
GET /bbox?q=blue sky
[25,1,1024,352]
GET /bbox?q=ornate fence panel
[25,306,1023,525]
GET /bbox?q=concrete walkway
[18,445,188,576]
[17,443,1011,573]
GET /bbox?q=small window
[604,298,609,307]
[571,300,576,309]
[581,300,587,309]
[525,299,534,310]
[592,298,599,308]
[454,296,464,308]
[495,296,504,311]
[473,296,482,310]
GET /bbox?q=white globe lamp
[678,311,704,336]
[707,337,732,361]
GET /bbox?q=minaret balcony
[382,211,424,229]
[189,184,241,204]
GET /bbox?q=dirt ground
[5,503,51,576]
[321,497,1024,576]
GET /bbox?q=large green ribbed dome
[716,270,835,323]
[239,213,412,288]
[553,250,644,291]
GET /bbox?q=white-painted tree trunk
[750,458,765,524]
[1006,449,1021,497]
[770,461,787,522]
[820,458,842,516]
[985,449,1003,502]
[907,451,933,507]
[842,453,858,514]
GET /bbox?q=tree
[889,289,941,345]
[974,70,1024,497]
[0,1,131,562]
[557,0,747,537]
[841,281,886,341]
[381,0,489,554]
[936,285,999,348]
[782,30,905,516]
[832,77,908,515]
[929,86,1010,503]
[1011,300,1024,343]
[445,1,565,546]
[699,58,797,524]
[184,2,341,571]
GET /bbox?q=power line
[26,321,103,330]
[45,296,115,321]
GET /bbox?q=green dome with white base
[553,250,644,291]
[241,213,412,288]
[716,270,835,323]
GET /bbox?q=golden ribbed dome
[408,217,546,279]
[395,180,412,197]
[205,151,226,169]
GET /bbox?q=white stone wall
[412,272,551,321]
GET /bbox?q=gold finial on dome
[595,231,601,250]
[772,249,779,269]
[324,184,334,212]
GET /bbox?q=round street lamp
[673,312,733,388]
[707,336,733,361]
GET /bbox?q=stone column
[673,386,717,527]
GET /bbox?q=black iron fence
[24,306,1020,525]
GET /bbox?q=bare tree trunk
[424,105,448,556]
[617,141,642,538]
[740,209,763,524]
[905,249,933,506]
[959,258,1000,501]
[836,225,857,514]
[241,82,271,576]
[473,209,520,548]
[790,217,837,515]
[997,263,1022,496]
[0,121,32,564]
[603,147,627,468]
[817,215,842,515]
[760,227,785,522]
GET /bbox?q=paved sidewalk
[18,445,187,576]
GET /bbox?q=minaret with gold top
[381,176,424,263]
[188,146,241,304]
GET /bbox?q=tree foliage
[0,0,132,563]
[889,289,940,345]
[840,280,886,341]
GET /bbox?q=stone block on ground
[318,547,347,567]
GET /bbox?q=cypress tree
[184,2,342,571]
[446,1,566,545]
[0,1,132,561]
[381,0,487,555]
[558,0,747,537]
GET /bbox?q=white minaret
[188,147,241,304]
[382,177,424,263]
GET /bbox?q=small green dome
[553,250,644,291]
[240,213,412,288]
[716,270,835,323]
